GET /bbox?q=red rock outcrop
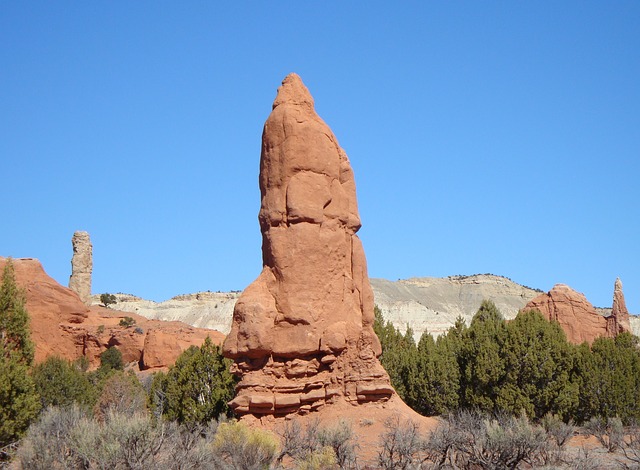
[222,74,393,416]
[1,257,223,370]
[610,277,631,335]
[524,283,627,344]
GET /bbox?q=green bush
[32,356,96,410]
[100,293,117,308]
[119,316,136,328]
[98,346,124,373]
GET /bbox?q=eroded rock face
[1,257,222,370]
[525,284,614,344]
[610,277,631,335]
[69,231,92,305]
[222,74,392,416]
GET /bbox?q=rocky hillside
[371,274,543,339]
[1,257,223,371]
[92,291,240,335]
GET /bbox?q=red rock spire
[223,74,393,416]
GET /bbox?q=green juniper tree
[150,337,236,425]
[496,308,578,420]
[373,306,418,402]
[0,259,41,446]
[459,300,507,413]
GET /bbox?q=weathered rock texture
[69,231,92,305]
[524,283,630,344]
[610,277,631,334]
[222,74,392,416]
[1,256,223,370]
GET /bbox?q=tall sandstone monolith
[69,231,92,305]
[222,74,393,416]
[610,277,631,334]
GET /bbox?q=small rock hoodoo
[69,230,92,305]
[222,74,394,416]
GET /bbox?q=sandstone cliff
[1,257,223,370]
[524,282,632,344]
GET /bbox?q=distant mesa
[222,73,396,417]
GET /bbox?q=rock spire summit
[222,74,393,416]
[611,277,631,334]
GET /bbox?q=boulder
[222,74,393,416]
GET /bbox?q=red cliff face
[1,257,223,370]
[524,282,630,344]
[222,74,393,416]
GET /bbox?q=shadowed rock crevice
[223,74,392,416]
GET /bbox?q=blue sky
[1,2,638,313]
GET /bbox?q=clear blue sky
[1,2,638,313]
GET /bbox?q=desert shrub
[119,316,136,328]
[162,419,222,470]
[377,415,425,470]
[17,405,85,469]
[278,418,356,469]
[317,419,357,469]
[541,413,575,448]
[94,371,147,421]
[32,355,96,410]
[621,421,640,466]
[212,419,279,469]
[70,411,166,469]
[585,416,624,453]
[296,446,337,470]
[424,410,550,469]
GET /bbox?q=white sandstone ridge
[90,291,241,335]
[371,274,544,340]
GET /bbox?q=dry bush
[162,420,222,470]
[94,372,147,421]
[377,414,426,470]
[277,418,358,469]
[621,422,640,468]
[585,416,624,453]
[17,405,85,469]
[212,419,279,470]
[69,411,166,469]
[423,410,551,470]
